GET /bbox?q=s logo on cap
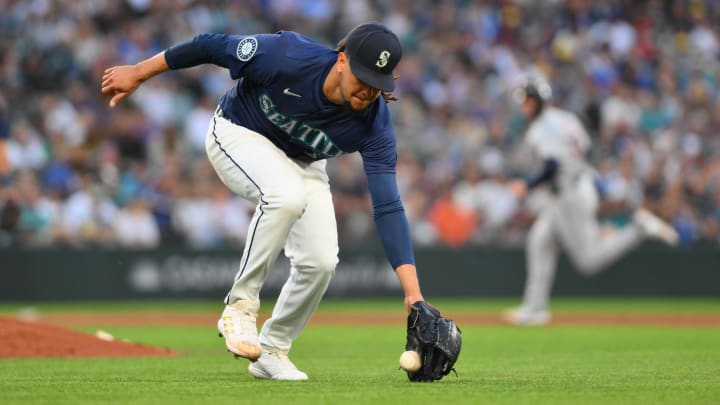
[375,51,390,68]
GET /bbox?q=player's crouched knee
[299,251,338,277]
[265,189,307,219]
[569,253,605,276]
[315,253,339,275]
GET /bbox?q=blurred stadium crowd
[1,0,719,249]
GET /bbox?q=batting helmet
[512,80,552,104]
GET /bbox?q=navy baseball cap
[344,22,402,92]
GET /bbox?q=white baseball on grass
[399,350,421,372]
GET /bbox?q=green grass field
[1,298,719,404]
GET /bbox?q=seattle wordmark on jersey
[258,92,344,160]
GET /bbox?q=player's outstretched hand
[401,301,461,382]
[101,65,144,108]
[508,179,528,199]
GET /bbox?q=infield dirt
[0,316,174,358]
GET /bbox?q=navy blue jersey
[188,32,397,175]
[165,31,414,267]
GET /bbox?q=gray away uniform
[520,107,645,314]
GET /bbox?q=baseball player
[503,80,679,326]
[0,94,9,175]
[101,22,432,380]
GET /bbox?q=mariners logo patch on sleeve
[236,37,258,62]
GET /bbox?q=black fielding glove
[404,301,462,382]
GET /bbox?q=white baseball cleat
[217,300,262,361]
[501,307,551,326]
[248,348,308,381]
[634,209,679,246]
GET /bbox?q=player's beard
[342,100,370,117]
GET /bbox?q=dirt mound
[0,316,175,358]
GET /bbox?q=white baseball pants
[521,173,644,313]
[205,111,339,352]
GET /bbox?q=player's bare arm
[395,264,424,312]
[101,52,170,108]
